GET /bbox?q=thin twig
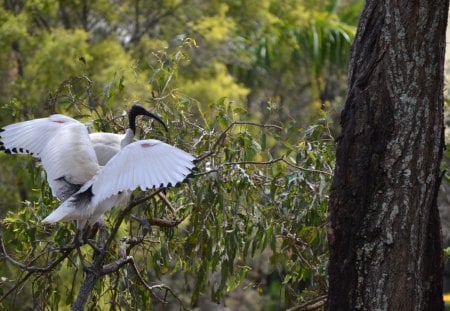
[190,120,331,176]
[280,158,333,175]
[157,192,177,216]
[193,158,332,176]
[222,158,332,175]
[0,271,33,303]
[102,190,163,259]
[0,238,74,303]
[0,232,74,273]
[127,256,185,308]
[195,121,282,163]
[190,169,218,178]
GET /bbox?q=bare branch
[286,295,327,311]
[101,256,133,275]
[157,192,177,216]
[130,215,151,237]
[131,215,185,229]
[121,235,144,254]
[148,217,185,227]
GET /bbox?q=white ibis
[0,106,195,229]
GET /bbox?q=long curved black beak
[128,104,168,133]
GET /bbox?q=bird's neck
[121,128,134,148]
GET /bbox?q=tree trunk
[71,273,99,311]
[327,1,449,310]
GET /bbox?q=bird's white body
[0,113,195,228]
[89,132,124,166]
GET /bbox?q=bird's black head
[128,104,168,133]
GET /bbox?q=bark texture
[327,1,449,310]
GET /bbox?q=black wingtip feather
[5,149,11,154]
[0,128,4,132]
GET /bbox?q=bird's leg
[86,218,107,254]
[71,228,91,273]
[72,228,83,247]
[81,220,108,276]
[97,219,107,243]
[84,222,99,241]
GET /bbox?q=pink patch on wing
[141,142,156,148]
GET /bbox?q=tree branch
[127,256,184,307]
[0,232,75,303]
[195,121,282,163]
[222,158,332,175]
[191,157,332,178]
[72,190,162,310]
[0,232,74,273]
[286,295,327,311]
[157,192,177,216]
[101,256,133,275]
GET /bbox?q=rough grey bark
[327,1,449,310]
[71,273,99,311]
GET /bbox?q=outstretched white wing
[40,123,100,200]
[91,139,195,206]
[0,114,100,200]
[43,139,195,228]
[0,114,79,156]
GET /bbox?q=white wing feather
[91,139,195,206]
[40,123,100,199]
[0,114,79,156]
[0,115,100,201]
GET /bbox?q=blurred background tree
[0,0,362,309]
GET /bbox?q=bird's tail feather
[42,185,94,224]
